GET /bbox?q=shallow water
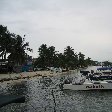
[0,66,112,112]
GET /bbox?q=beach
[0,70,75,84]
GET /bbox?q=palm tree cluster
[102,61,112,67]
[34,44,94,70]
[0,25,95,71]
[0,25,32,66]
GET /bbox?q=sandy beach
[0,70,75,84]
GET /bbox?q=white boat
[62,71,112,91]
[63,80,112,90]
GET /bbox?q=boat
[80,69,112,81]
[97,66,112,71]
[61,71,112,90]
[63,80,112,90]
[89,74,112,81]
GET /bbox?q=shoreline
[0,70,75,84]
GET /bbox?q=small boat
[80,70,112,81]
[97,66,112,71]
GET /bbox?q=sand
[0,70,75,84]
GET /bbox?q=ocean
[0,66,112,112]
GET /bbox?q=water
[0,66,112,112]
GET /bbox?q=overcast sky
[0,0,112,61]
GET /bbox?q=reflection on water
[0,66,112,112]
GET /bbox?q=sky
[0,0,112,61]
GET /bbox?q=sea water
[0,66,112,112]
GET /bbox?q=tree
[0,25,12,60]
[78,52,85,67]
[55,53,65,68]
[37,44,48,68]
[8,35,32,65]
[85,57,92,67]
[37,44,57,68]
[64,46,78,69]
[102,61,112,67]
[35,44,95,69]
[47,46,56,67]
[0,25,32,65]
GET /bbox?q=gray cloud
[0,0,112,61]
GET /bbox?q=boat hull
[63,82,112,90]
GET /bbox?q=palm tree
[56,53,65,68]
[64,46,77,70]
[0,25,32,66]
[78,52,85,67]
[47,46,56,67]
[0,25,12,61]
[37,44,57,68]
[85,57,92,66]
[37,44,48,68]
[8,35,32,65]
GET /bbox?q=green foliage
[36,44,57,68]
[35,44,95,70]
[0,25,12,60]
[0,25,32,65]
[102,61,112,66]
[64,46,78,69]
[78,52,85,67]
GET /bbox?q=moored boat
[63,80,112,90]
[62,70,112,90]
[97,66,112,71]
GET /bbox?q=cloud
[0,0,112,61]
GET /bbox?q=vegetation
[102,61,112,67]
[34,44,94,70]
[0,24,100,71]
[0,25,32,66]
